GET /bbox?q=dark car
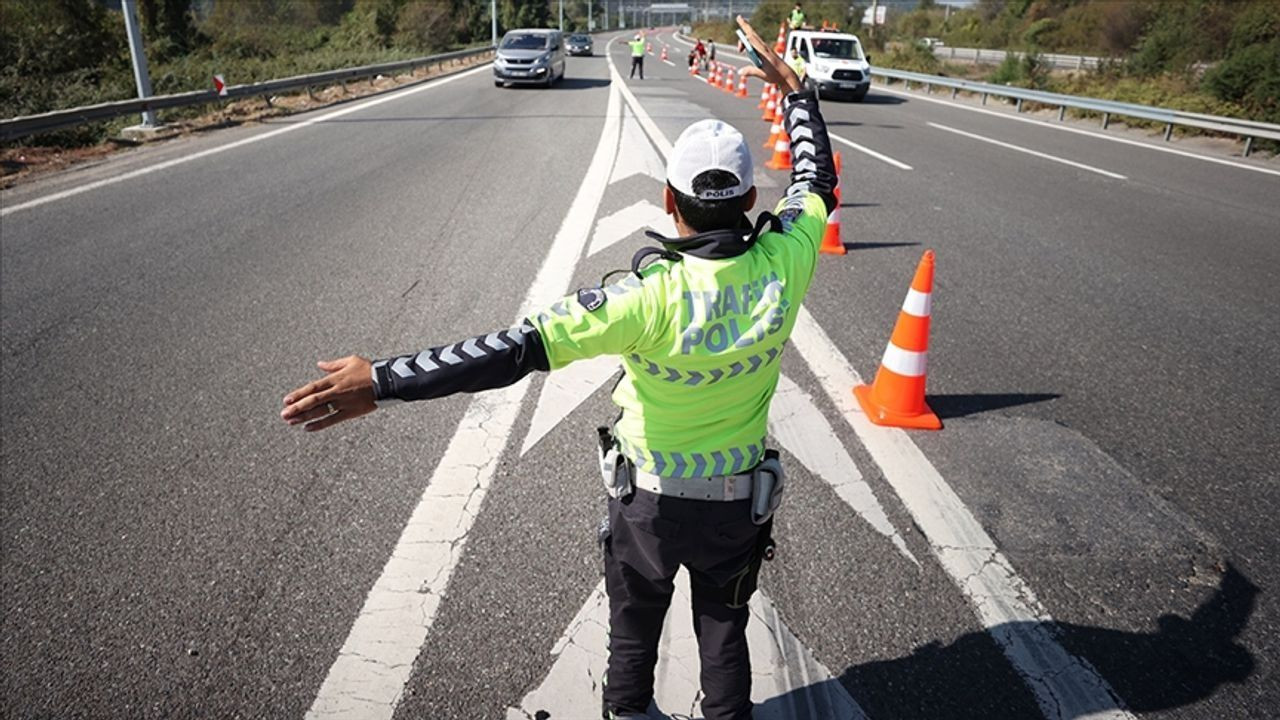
[567,33,593,56]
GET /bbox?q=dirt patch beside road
[1,53,492,189]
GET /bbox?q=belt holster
[597,426,633,500]
[750,449,785,525]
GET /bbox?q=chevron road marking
[305,63,624,720]
[770,374,918,566]
[617,62,1135,718]
[506,572,866,720]
[1,64,495,217]
[789,308,1133,720]
[588,200,677,256]
[610,107,667,185]
[520,355,621,456]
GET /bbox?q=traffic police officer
[629,33,646,79]
[279,16,836,720]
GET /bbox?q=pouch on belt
[597,426,633,499]
[750,449,785,525]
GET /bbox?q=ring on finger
[326,402,337,415]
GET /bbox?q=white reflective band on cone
[901,288,932,318]
[774,139,789,151]
[827,207,840,225]
[881,343,928,377]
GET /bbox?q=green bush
[877,43,941,75]
[1202,1,1280,124]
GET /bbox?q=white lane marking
[929,121,1127,179]
[830,132,914,170]
[620,66,1135,719]
[681,30,1278,179]
[610,107,667,185]
[588,200,675,256]
[877,84,1280,179]
[520,355,621,456]
[613,71,675,158]
[789,307,1133,720]
[1,65,494,218]
[506,573,866,720]
[770,374,919,565]
[305,68,623,720]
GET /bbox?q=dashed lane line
[1,64,494,217]
[615,53,1136,718]
[875,83,1280,179]
[829,132,914,170]
[304,66,622,720]
[675,29,1278,180]
[929,121,1127,179]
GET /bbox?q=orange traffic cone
[765,116,792,170]
[820,153,846,255]
[661,46,668,62]
[736,73,749,98]
[764,103,783,148]
[775,23,787,54]
[761,85,777,121]
[647,42,653,55]
[853,251,942,430]
[722,67,736,93]
[690,61,700,76]
[758,82,772,109]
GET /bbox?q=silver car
[494,29,566,88]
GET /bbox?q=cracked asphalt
[3,30,1278,720]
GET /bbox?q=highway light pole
[120,0,157,127]
[559,0,564,31]
[491,0,497,46]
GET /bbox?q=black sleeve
[779,90,838,215]
[370,319,550,404]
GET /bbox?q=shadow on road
[926,392,1060,419]
[500,77,612,90]
[842,241,920,251]
[858,93,907,106]
[828,121,905,129]
[756,565,1258,719]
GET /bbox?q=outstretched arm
[281,321,549,431]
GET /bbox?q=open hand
[735,15,804,95]
[281,355,377,432]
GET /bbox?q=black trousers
[602,489,762,720]
[630,55,644,79]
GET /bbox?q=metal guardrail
[871,67,1280,156]
[930,46,1214,75]
[933,46,1106,71]
[0,46,495,143]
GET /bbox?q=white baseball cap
[666,119,753,201]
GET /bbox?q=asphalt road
[2,30,1276,720]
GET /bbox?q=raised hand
[735,15,804,95]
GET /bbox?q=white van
[786,30,872,101]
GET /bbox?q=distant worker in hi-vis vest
[790,3,806,30]
[629,34,646,79]
[280,16,837,720]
